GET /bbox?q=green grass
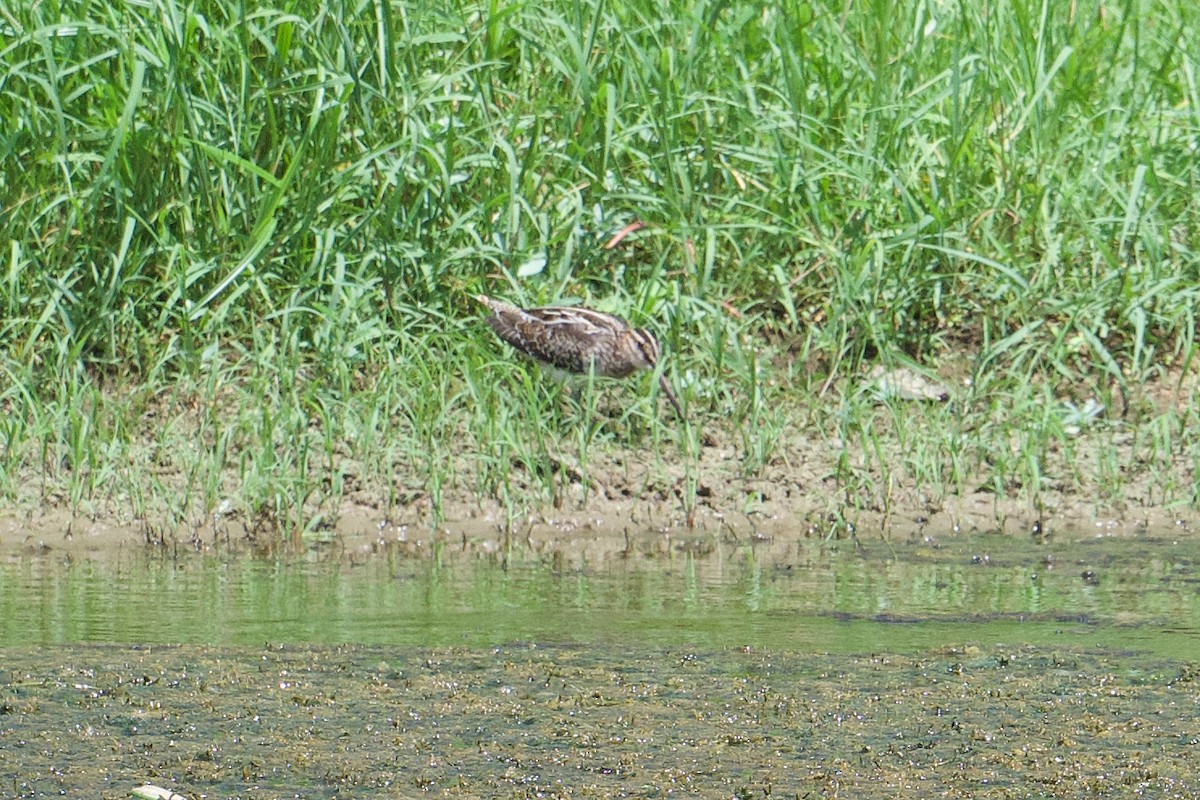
[1,0,1199,539]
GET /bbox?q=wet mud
[3,643,1197,799]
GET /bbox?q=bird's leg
[658,373,685,420]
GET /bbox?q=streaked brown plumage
[475,294,683,418]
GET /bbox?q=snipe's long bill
[475,294,684,418]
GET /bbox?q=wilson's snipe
[475,294,684,418]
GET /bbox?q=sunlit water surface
[2,533,1197,656]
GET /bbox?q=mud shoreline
[0,479,1180,566]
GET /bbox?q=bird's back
[475,295,628,375]
[475,294,682,416]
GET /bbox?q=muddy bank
[2,488,1191,565]
[1,466,1194,565]
[1,400,1197,563]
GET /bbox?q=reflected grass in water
[1,535,1197,658]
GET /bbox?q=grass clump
[1,0,1199,540]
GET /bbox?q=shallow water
[2,533,1198,655]
[2,533,1199,798]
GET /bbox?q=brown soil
[2,417,1193,564]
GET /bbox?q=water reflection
[1,534,1197,656]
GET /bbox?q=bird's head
[630,328,661,370]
